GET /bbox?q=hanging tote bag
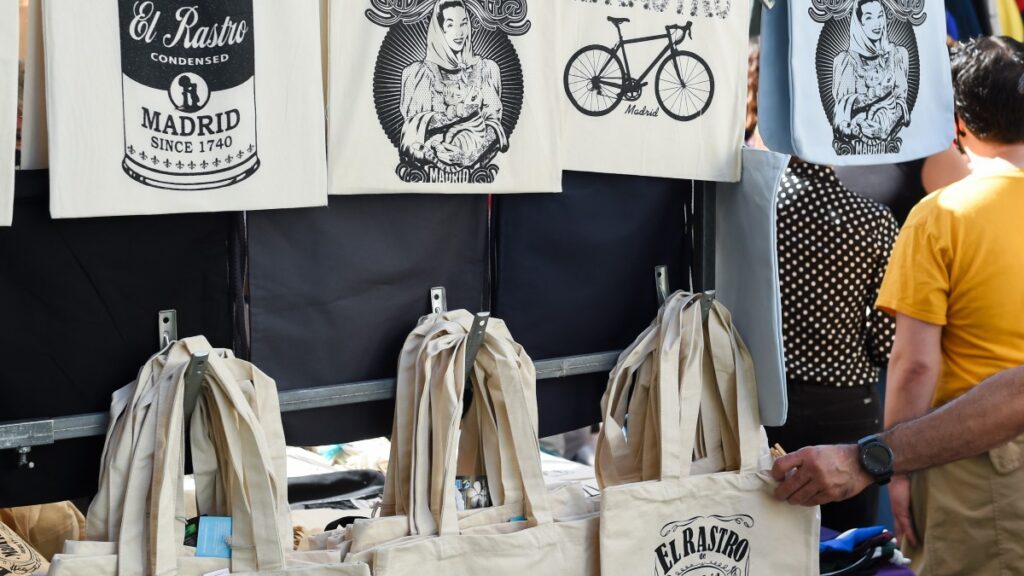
[368,314,599,576]
[758,0,954,165]
[716,147,790,427]
[0,0,16,227]
[559,0,748,182]
[51,338,370,576]
[343,312,595,567]
[598,293,819,576]
[42,0,328,218]
[327,0,563,194]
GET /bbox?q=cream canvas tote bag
[559,0,748,182]
[52,338,369,576]
[327,0,562,194]
[43,0,328,218]
[599,294,819,576]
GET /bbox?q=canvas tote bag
[560,0,748,182]
[716,147,790,427]
[758,0,953,165]
[367,314,598,576]
[42,0,328,218]
[342,312,594,564]
[599,293,819,576]
[0,0,16,227]
[52,338,370,576]
[327,0,563,194]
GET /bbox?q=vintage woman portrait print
[811,0,925,155]
[367,0,530,184]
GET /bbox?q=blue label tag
[196,516,232,559]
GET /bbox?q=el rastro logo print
[655,515,754,576]
[366,0,529,184]
[119,0,260,191]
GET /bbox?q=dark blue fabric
[946,0,985,38]
[0,170,233,506]
[247,194,489,446]
[946,9,961,40]
[820,526,887,553]
[493,171,692,436]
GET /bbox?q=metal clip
[430,287,448,314]
[701,291,717,320]
[158,310,178,350]
[16,447,34,470]
[183,351,210,420]
[464,312,491,382]
[655,265,670,306]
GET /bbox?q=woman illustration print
[831,0,910,150]
[399,0,506,171]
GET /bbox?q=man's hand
[888,475,919,548]
[771,445,874,506]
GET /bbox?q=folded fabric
[946,9,961,39]
[820,526,888,553]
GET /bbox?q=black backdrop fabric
[0,170,232,507]
[493,171,692,436]
[247,195,489,447]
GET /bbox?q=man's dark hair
[437,0,466,27]
[950,36,1024,144]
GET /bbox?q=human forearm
[884,366,1024,474]
[884,324,942,428]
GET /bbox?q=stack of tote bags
[309,310,600,575]
[48,337,370,576]
[597,292,820,575]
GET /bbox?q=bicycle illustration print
[564,17,715,122]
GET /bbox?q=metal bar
[692,181,717,293]
[1,349,626,449]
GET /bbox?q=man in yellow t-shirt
[874,37,1024,575]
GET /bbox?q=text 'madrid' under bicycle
[564,17,715,122]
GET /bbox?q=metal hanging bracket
[182,351,210,420]
[430,287,448,314]
[655,265,670,306]
[159,310,178,349]
[701,291,717,320]
[463,312,490,383]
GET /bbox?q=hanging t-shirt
[42,0,328,218]
[560,0,749,182]
[328,0,562,194]
[0,0,16,227]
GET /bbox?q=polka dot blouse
[776,161,900,387]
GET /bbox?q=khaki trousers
[908,444,1024,575]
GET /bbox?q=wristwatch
[857,434,894,486]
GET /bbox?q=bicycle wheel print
[564,45,626,117]
[655,51,715,122]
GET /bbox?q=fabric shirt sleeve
[867,210,899,366]
[875,201,951,326]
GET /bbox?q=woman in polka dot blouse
[767,159,900,532]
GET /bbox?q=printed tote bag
[599,292,819,576]
[560,0,749,182]
[43,0,328,217]
[327,0,563,194]
[758,0,954,165]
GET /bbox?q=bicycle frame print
[604,29,685,89]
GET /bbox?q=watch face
[863,443,893,475]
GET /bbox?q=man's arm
[771,366,1024,506]
[885,314,943,429]
[883,314,942,545]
